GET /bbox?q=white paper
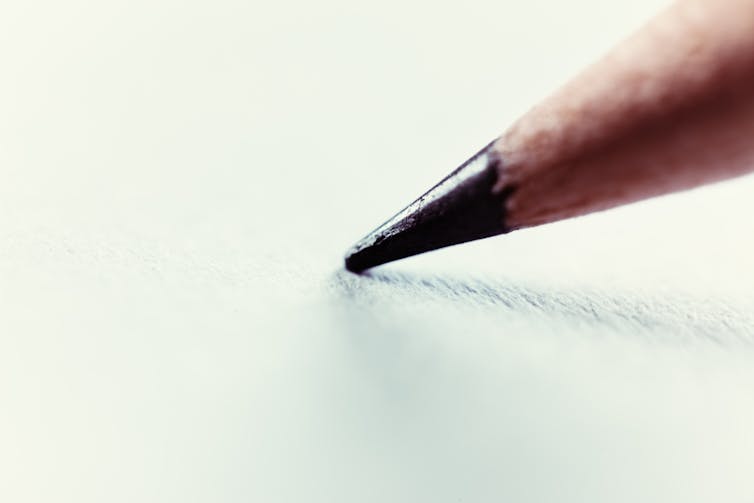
[2,0,754,501]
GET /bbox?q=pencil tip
[344,142,509,273]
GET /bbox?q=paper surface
[3,0,754,501]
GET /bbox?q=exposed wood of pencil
[494,0,754,230]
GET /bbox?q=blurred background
[3,0,754,501]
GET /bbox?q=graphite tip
[344,141,509,273]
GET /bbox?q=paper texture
[2,0,754,501]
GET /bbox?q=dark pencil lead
[344,141,511,273]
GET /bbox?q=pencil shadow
[329,268,754,347]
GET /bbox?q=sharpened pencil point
[344,142,509,272]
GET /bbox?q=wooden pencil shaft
[495,0,754,230]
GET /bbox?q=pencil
[344,0,754,273]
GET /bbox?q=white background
[3,0,754,501]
